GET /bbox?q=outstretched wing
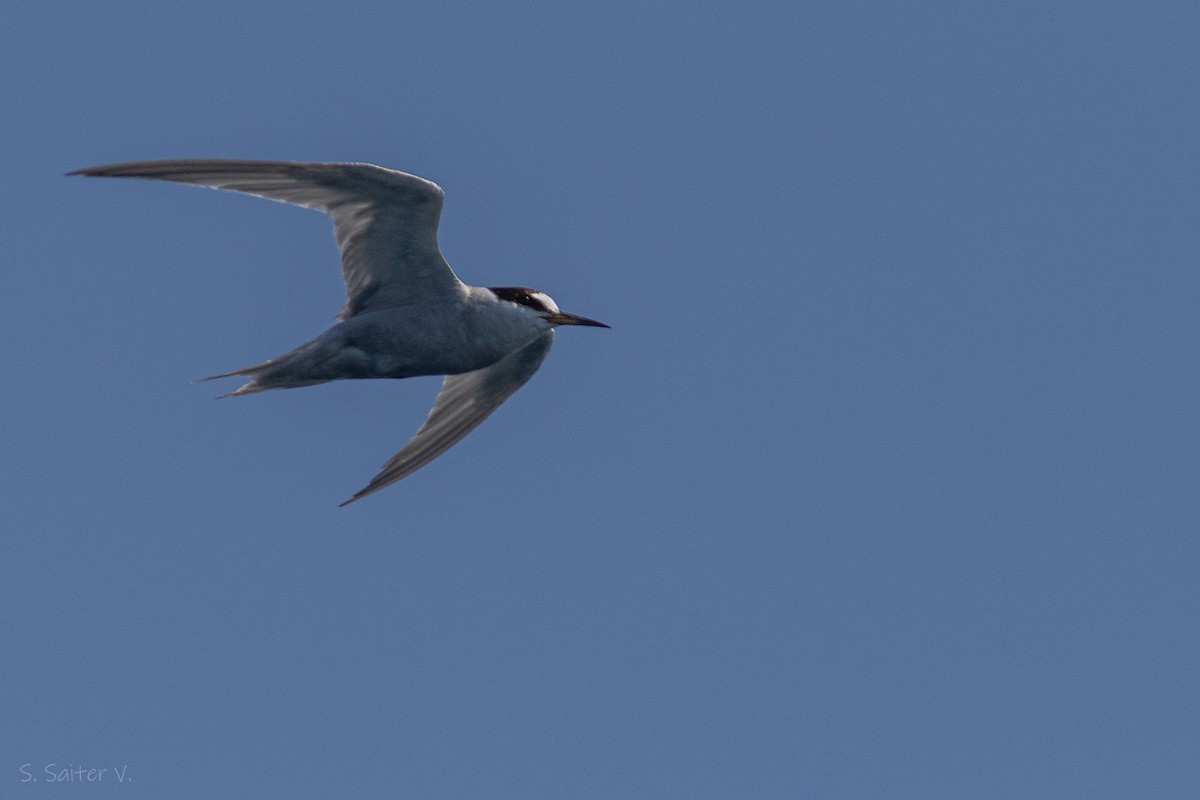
[69,159,463,319]
[341,332,555,505]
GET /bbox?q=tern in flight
[70,160,608,505]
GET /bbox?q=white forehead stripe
[529,292,559,314]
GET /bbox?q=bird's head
[488,287,610,329]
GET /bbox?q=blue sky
[4,1,1199,797]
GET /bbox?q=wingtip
[67,166,114,178]
[339,480,385,507]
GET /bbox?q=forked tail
[196,360,278,397]
[196,337,327,397]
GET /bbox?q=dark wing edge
[67,159,445,213]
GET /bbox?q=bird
[69,160,609,505]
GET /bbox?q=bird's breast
[341,304,541,378]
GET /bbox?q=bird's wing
[69,159,462,319]
[340,332,555,505]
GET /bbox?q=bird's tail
[196,337,327,397]
[195,361,275,397]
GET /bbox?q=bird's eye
[490,287,547,312]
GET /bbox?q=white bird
[69,160,608,505]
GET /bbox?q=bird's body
[70,159,608,504]
[213,287,551,392]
